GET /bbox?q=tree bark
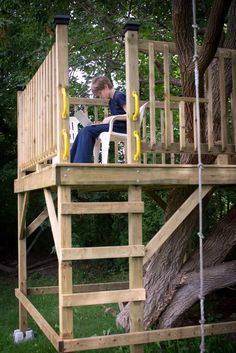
[158,260,236,328]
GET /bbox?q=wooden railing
[17,44,57,171]
[17,24,236,172]
[17,16,71,172]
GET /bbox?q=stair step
[61,245,145,260]
[61,201,144,214]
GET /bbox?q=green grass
[0,272,235,353]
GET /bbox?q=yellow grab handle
[62,129,69,160]
[133,130,141,161]
[132,91,139,121]
[61,87,68,119]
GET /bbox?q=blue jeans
[70,121,126,163]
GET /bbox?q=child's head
[91,76,113,98]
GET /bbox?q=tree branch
[198,0,232,75]
[158,260,236,328]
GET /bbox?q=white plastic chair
[94,102,148,164]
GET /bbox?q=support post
[17,85,28,332]
[124,21,144,353]
[58,186,73,339]
[128,186,144,353]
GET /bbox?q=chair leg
[100,132,110,164]
[93,139,100,163]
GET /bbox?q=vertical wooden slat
[142,113,147,164]
[161,110,165,164]
[179,101,186,151]
[52,44,57,151]
[43,59,46,154]
[94,106,98,123]
[170,111,175,164]
[164,44,171,149]
[149,42,156,163]
[45,54,49,152]
[32,76,35,160]
[48,50,53,153]
[232,53,236,151]
[129,186,144,353]
[125,23,140,165]
[219,52,227,151]
[206,65,213,151]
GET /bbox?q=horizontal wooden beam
[14,166,57,192]
[61,321,236,352]
[14,164,236,193]
[26,207,49,236]
[61,245,145,260]
[28,281,129,295]
[69,96,109,106]
[61,201,144,214]
[15,288,59,349]
[62,288,145,307]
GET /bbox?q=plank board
[61,245,145,260]
[62,321,236,352]
[62,288,145,307]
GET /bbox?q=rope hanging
[192,1,206,352]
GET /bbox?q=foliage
[1,0,236,258]
[1,274,235,353]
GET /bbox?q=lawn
[0,270,235,353]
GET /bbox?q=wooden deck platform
[14,164,236,193]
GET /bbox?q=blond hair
[91,76,113,96]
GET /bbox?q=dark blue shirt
[109,91,126,115]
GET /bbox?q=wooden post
[125,21,144,353]
[149,42,156,163]
[124,20,140,165]
[232,53,236,152]
[58,186,73,339]
[128,186,144,353]
[55,15,70,163]
[16,84,28,332]
[219,52,227,151]
[164,44,171,149]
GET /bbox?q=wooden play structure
[14,15,236,352]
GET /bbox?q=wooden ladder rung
[62,288,146,307]
[61,245,145,260]
[61,201,144,214]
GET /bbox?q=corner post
[54,15,70,163]
[124,20,140,165]
[124,21,144,353]
[54,15,73,340]
[16,84,28,333]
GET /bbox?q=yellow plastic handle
[132,91,139,121]
[62,129,69,161]
[133,130,141,161]
[61,87,68,119]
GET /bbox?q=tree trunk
[116,0,236,331]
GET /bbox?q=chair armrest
[108,114,127,133]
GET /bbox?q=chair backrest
[139,102,149,125]
[69,116,80,143]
